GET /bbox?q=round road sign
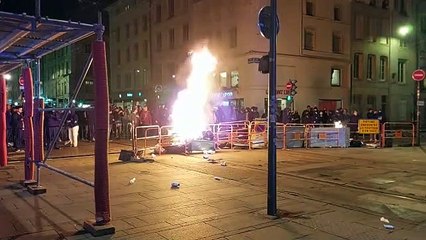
[18,75,24,86]
[258,6,280,39]
[286,82,292,90]
[412,69,425,81]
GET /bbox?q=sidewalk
[1,150,425,240]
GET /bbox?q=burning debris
[160,47,218,155]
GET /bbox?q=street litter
[380,217,390,223]
[129,177,136,184]
[220,161,227,166]
[203,153,209,159]
[383,224,395,230]
[214,176,222,181]
[171,181,180,189]
[366,143,380,148]
[207,159,218,164]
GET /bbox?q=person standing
[6,104,12,147]
[65,109,79,147]
[12,106,24,152]
[46,109,62,149]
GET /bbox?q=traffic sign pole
[267,0,277,216]
[412,69,425,146]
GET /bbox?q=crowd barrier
[381,122,415,147]
[132,125,161,157]
[128,121,417,154]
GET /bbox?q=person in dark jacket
[65,109,79,147]
[349,110,361,139]
[6,104,13,146]
[11,106,24,152]
[46,110,61,149]
[291,111,301,123]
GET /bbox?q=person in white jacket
[65,109,79,147]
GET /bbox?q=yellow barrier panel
[358,119,380,134]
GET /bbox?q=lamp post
[397,24,423,145]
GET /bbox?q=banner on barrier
[358,119,380,134]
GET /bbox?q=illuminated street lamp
[3,74,11,80]
[398,25,411,37]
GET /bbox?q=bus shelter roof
[0,10,97,74]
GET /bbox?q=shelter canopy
[0,10,97,74]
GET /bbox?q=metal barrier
[249,120,267,149]
[133,125,161,157]
[347,122,381,144]
[282,123,307,149]
[305,124,349,148]
[381,122,415,147]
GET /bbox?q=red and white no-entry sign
[18,75,24,86]
[412,69,426,81]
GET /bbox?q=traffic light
[289,79,297,96]
[286,95,293,101]
[258,55,269,74]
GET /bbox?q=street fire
[170,47,217,143]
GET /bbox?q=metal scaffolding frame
[0,0,114,236]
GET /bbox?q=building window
[117,74,121,89]
[219,71,228,88]
[304,28,314,50]
[117,49,121,65]
[352,94,362,108]
[333,6,341,21]
[229,27,237,48]
[156,33,162,52]
[143,40,148,58]
[116,27,121,42]
[156,4,162,23]
[367,54,376,80]
[306,0,314,16]
[231,71,239,88]
[379,56,388,81]
[355,15,364,40]
[168,0,175,18]
[134,18,138,36]
[331,68,341,86]
[397,59,406,83]
[382,0,389,9]
[125,73,131,88]
[332,32,342,53]
[183,0,189,10]
[169,28,175,49]
[399,39,407,48]
[183,24,189,42]
[353,53,363,79]
[143,15,148,31]
[126,46,131,62]
[134,43,139,61]
[126,23,130,39]
[421,15,426,34]
[367,95,376,110]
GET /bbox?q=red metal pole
[92,40,111,224]
[23,67,35,181]
[0,75,7,167]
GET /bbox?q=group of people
[279,105,385,126]
[108,104,170,139]
[6,99,386,152]
[5,104,82,152]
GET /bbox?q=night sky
[0,0,117,23]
